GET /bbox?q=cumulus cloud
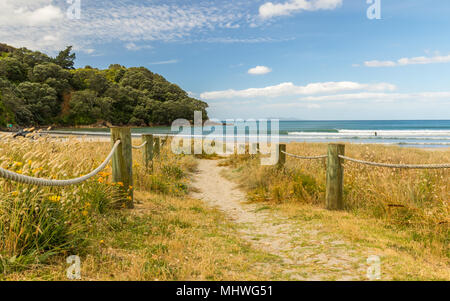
[259,0,342,19]
[299,92,450,101]
[200,81,396,100]
[0,0,63,26]
[364,54,450,67]
[248,66,272,75]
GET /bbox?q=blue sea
[59,120,450,148]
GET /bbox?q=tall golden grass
[0,133,196,273]
[222,142,449,258]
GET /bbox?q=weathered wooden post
[111,127,133,208]
[142,134,154,170]
[278,144,286,167]
[154,136,161,157]
[326,144,345,210]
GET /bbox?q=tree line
[0,43,208,128]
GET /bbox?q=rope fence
[278,143,449,210]
[0,129,165,208]
[0,140,121,187]
[281,150,327,160]
[281,150,450,169]
[2,130,449,210]
[132,141,147,149]
[338,155,450,169]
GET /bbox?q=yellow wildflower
[81,210,88,216]
[48,195,61,202]
[12,191,19,197]
[117,182,124,187]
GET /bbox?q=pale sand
[190,159,370,281]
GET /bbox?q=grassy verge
[220,143,450,280]
[0,134,278,280]
[3,190,282,280]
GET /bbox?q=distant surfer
[374,132,378,136]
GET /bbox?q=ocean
[58,120,450,149]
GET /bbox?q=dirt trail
[190,159,368,281]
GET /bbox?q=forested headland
[0,43,208,128]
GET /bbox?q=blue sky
[1,0,450,120]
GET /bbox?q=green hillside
[0,43,208,128]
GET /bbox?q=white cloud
[200,81,396,100]
[149,59,179,65]
[84,49,95,54]
[27,5,63,25]
[299,92,450,101]
[261,102,323,109]
[125,43,153,51]
[0,0,253,52]
[0,1,63,26]
[248,66,272,75]
[259,0,342,19]
[196,37,292,44]
[364,54,450,67]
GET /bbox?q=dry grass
[0,133,124,273]
[0,133,277,280]
[3,190,279,281]
[2,132,448,280]
[222,143,449,263]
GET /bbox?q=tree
[13,47,53,69]
[0,43,209,127]
[119,67,153,91]
[0,90,15,127]
[16,82,59,124]
[31,63,72,96]
[0,79,33,125]
[54,46,76,69]
[67,90,114,125]
[0,57,27,82]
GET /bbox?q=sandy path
[190,159,368,281]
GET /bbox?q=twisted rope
[0,140,121,186]
[281,151,327,160]
[338,155,450,169]
[132,141,147,149]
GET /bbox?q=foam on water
[286,129,450,147]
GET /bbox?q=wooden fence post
[154,136,161,157]
[278,144,286,167]
[142,134,154,170]
[111,127,133,208]
[326,144,345,210]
